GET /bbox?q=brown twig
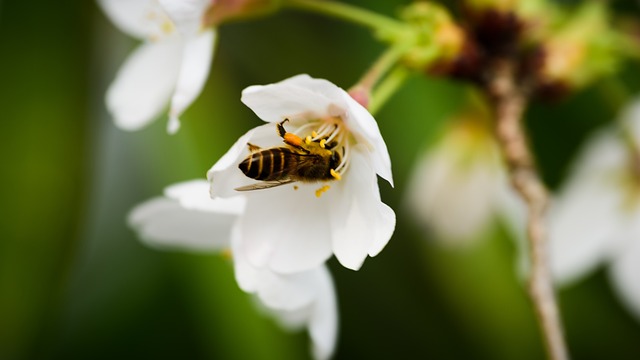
[487,60,569,360]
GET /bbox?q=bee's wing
[234,179,296,192]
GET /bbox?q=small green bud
[537,2,620,90]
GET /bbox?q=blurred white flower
[549,101,640,321]
[129,179,338,360]
[208,74,396,273]
[232,232,338,360]
[405,117,523,246]
[99,0,216,133]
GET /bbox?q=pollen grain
[315,185,331,198]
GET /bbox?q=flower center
[293,117,351,179]
[145,5,176,41]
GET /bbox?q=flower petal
[341,91,393,186]
[157,0,209,37]
[208,123,279,198]
[246,263,338,360]
[167,29,217,134]
[129,197,234,252]
[610,236,640,321]
[241,74,345,123]
[308,266,338,360]
[106,38,183,131]
[329,148,395,270]
[406,141,501,243]
[98,0,155,39]
[231,229,319,311]
[549,129,630,284]
[237,184,333,273]
[164,179,245,214]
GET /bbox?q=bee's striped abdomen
[239,148,288,181]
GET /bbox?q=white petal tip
[167,116,181,134]
[386,177,395,188]
[110,112,149,132]
[337,257,364,272]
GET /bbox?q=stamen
[315,185,331,197]
[313,123,331,139]
[335,145,350,172]
[161,20,174,34]
[320,139,327,148]
[293,122,317,136]
[330,169,341,180]
[221,248,233,260]
[311,131,319,138]
[305,136,312,145]
[325,124,342,143]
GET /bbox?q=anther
[315,185,331,197]
[221,248,233,260]
[305,136,312,145]
[320,139,327,148]
[330,169,341,180]
[311,131,318,138]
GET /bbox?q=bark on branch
[487,60,569,360]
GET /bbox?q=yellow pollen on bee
[315,185,331,198]
[319,139,327,148]
[311,131,319,138]
[305,136,312,145]
[330,169,341,180]
[284,133,303,147]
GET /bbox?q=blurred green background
[2,0,640,359]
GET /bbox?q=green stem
[616,32,640,61]
[284,0,407,38]
[369,66,410,115]
[599,78,631,112]
[354,40,414,92]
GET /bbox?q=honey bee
[235,119,343,191]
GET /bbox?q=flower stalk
[348,39,414,110]
[369,66,409,115]
[284,0,408,39]
[488,60,569,360]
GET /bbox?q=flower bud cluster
[411,0,625,99]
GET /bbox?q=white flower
[208,74,396,273]
[405,118,524,245]
[99,0,216,133]
[232,232,338,360]
[549,100,640,321]
[129,179,338,360]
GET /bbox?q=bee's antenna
[277,119,289,138]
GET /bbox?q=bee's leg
[278,119,310,154]
[247,143,261,152]
[277,119,289,138]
